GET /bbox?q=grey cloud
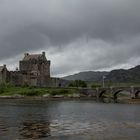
[50,36,140,76]
[0,0,140,76]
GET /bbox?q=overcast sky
[0,0,140,77]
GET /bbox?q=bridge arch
[135,90,140,98]
[113,89,131,100]
[113,90,123,99]
[99,90,107,98]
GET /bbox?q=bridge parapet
[111,86,131,94]
[79,86,140,99]
[109,86,140,99]
[79,88,97,97]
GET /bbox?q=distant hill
[62,65,140,83]
[106,65,140,83]
[62,71,109,82]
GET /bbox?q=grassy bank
[0,83,79,97]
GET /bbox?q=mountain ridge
[62,65,140,83]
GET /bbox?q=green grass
[0,83,79,97]
[0,82,136,97]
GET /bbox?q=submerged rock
[19,120,50,139]
[53,95,65,98]
[43,94,50,97]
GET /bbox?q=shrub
[0,82,7,94]
[69,80,87,88]
[49,89,69,95]
[91,83,102,88]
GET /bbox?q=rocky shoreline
[0,94,140,104]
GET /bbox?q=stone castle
[0,52,68,87]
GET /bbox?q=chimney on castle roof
[42,51,45,57]
[24,53,29,57]
[3,64,6,68]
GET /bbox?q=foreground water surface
[0,99,139,140]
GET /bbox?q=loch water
[0,99,140,140]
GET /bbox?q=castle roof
[23,54,42,61]
[22,52,47,62]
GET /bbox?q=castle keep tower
[20,52,50,77]
[19,52,51,86]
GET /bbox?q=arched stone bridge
[79,86,140,100]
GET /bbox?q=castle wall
[9,71,24,86]
[19,61,38,72]
[39,61,51,77]
[0,52,67,87]
[49,77,70,87]
[10,72,38,87]
[19,60,50,77]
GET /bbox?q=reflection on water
[0,99,140,140]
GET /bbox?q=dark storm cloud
[0,0,140,75]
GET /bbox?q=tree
[69,80,87,88]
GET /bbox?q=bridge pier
[130,86,135,98]
[96,88,99,99]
